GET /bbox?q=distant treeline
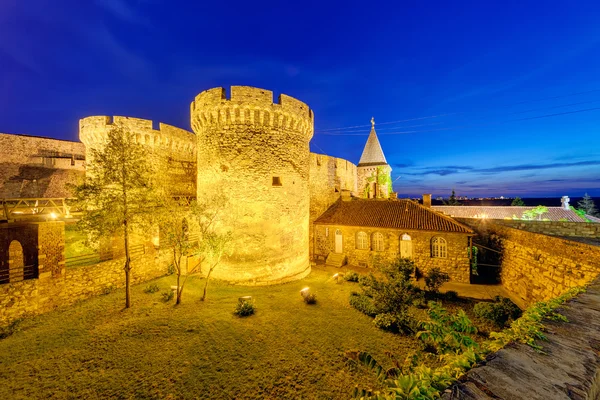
[430,197,600,207]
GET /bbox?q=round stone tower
[190,86,314,284]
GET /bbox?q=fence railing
[0,265,38,285]
[65,253,101,268]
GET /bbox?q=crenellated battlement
[79,116,196,160]
[190,86,314,139]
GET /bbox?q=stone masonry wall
[443,278,600,400]
[308,153,357,257]
[464,220,600,307]
[495,219,600,239]
[0,133,85,198]
[0,244,170,325]
[191,86,313,284]
[313,224,471,283]
[79,116,197,196]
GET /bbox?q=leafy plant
[470,246,478,276]
[161,290,174,303]
[349,292,378,317]
[444,290,459,302]
[234,300,256,317]
[144,284,160,294]
[473,296,521,328]
[424,268,450,293]
[344,271,360,282]
[416,302,478,354]
[521,205,548,221]
[511,197,525,206]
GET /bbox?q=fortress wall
[191,86,313,283]
[0,133,85,198]
[308,153,357,257]
[463,219,600,307]
[495,219,600,238]
[79,116,197,196]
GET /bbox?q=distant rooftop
[432,205,587,222]
[314,198,473,233]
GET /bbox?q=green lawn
[0,266,434,399]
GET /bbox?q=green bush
[234,300,256,317]
[424,268,450,293]
[474,296,522,328]
[144,284,160,294]
[444,290,459,301]
[373,312,417,334]
[411,290,427,309]
[349,292,377,317]
[344,271,360,282]
[303,292,317,305]
[161,290,174,303]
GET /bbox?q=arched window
[400,233,413,258]
[8,240,24,283]
[356,232,368,250]
[431,237,447,258]
[372,232,384,251]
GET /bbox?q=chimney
[561,196,570,210]
[423,194,432,208]
[341,189,352,202]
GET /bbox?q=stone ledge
[443,279,600,399]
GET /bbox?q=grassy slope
[0,267,423,399]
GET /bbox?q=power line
[316,106,600,136]
[315,88,600,133]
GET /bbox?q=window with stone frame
[371,232,384,251]
[431,236,447,258]
[356,231,368,250]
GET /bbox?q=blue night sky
[1,0,599,198]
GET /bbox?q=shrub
[144,284,160,294]
[444,290,459,301]
[161,290,174,303]
[411,290,427,308]
[303,292,317,304]
[474,296,522,328]
[344,271,360,282]
[234,300,255,317]
[424,268,450,293]
[374,312,417,334]
[349,292,377,317]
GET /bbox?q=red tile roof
[314,198,473,234]
[432,206,586,222]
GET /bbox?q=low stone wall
[463,220,600,307]
[495,219,600,239]
[443,279,600,399]
[0,246,170,325]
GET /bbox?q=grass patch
[0,267,423,399]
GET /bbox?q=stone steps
[325,252,346,267]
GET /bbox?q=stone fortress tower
[79,116,197,196]
[356,118,392,198]
[191,86,314,284]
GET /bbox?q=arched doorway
[8,240,24,282]
[400,233,413,258]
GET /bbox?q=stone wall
[0,242,170,325]
[443,278,600,399]
[495,219,600,238]
[308,153,357,257]
[464,220,600,307]
[0,133,85,198]
[356,164,392,199]
[191,86,313,284]
[313,224,471,283]
[79,116,197,196]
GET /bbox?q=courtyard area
[0,267,428,399]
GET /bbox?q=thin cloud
[95,0,149,25]
[478,160,600,174]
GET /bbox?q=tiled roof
[586,214,600,223]
[314,198,473,233]
[358,127,388,166]
[432,206,587,222]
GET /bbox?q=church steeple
[358,117,388,166]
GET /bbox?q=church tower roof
[358,118,388,167]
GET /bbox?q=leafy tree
[511,197,525,206]
[199,229,233,301]
[73,125,157,308]
[521,205,548,221]
[577,193,598,216]
[447,189,460,205]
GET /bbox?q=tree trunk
[176,270,182,305]
[123,220,131,308]
[201,269,213,301]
